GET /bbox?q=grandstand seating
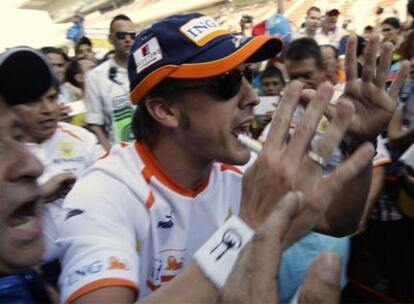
[83,0,405,36]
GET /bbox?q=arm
[74,266,218,304]
[388,108,414,150]
[319,163,372,236]
[277,0,284,14]
[357,166,385,231]
[84,71,112,152]
[41,172,76,203]
[317,35,410,235]
[88,124,111,152]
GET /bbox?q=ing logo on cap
[180,16,229,46]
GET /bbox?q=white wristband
[193,215,254,289]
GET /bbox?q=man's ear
[145,97,181,128]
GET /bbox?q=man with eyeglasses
[84,14,136,152]
[57,13,406,303]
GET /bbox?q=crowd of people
[0,0,414,303]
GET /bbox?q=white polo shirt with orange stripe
[26,122,104,262]
[58,142,243,303]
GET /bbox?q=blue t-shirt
[0,269,52,304]
[278,233,350,302]
[266,13,292,45]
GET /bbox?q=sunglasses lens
[243,67,254,83]
[116,32,135,40]
[216,70,242,100]
[116,32,126,39]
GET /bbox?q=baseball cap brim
[130,35,282,104]
[0,47,54,106]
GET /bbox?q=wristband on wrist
[193,215,254,289]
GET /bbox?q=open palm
[337,35,408,147]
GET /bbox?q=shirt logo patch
[232,36,248,49]
[59,141,75,157]
[210,229,242,260]
[65,260,104,286]
[133,37,163,74]
[147,249,186,290]
[157,210,174,229]
[65,209,84,220]
[165,255,182,271]
[180,16,228,46]
[107,256,129,270]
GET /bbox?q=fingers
[54,172,77,183]
[287,83,333,160]
[310,101,354,164]
[362,35,380,83]
[374,42,394,88]
[327,142,375,194]
[59,104,72,121]
[388,60,411,101]
[264,81,302,151]
[345,35,358,82]
[298,253,341,304]
[298,89,316,108]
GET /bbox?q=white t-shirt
[84,59,135,144]
[369,136,404,222]
[26,122,104,262]
[291,28,331,46]
[398,80,414,129]
[58,142,243,302]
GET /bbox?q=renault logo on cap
[180,16,229,46]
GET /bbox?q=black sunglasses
[115,31,136,40]
[176,67,253,100]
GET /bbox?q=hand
[220,192,341,304]
[336,34,409,148]
[58,103,72,122]
[240,80,374,245]
[41,172,76,203]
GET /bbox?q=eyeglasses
[176,68,253,100]
[115,31,136,40]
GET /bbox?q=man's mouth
[40,118,57,129]
[6,198,42,239]
[232,123,252,138]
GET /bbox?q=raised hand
[41,172,76,203]
[240,80,374,245]
[337,34,408,147]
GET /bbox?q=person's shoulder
[87,59,111,78]
[57,122,97,143]
[62,82,82,100]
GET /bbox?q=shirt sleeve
[82,128,106,165]
[84,71,106,126]
[58,171,149,303]
[373,135,391,167]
